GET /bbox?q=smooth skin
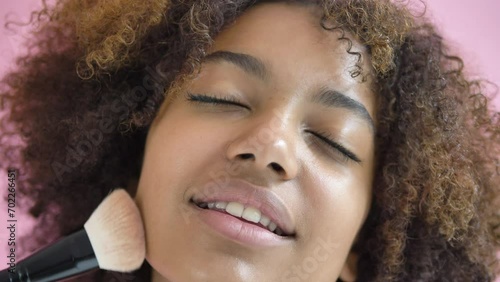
[134,2,377,281]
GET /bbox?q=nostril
[239,153,253,160]
[270,162,283,173]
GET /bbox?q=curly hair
[1,0,499,281]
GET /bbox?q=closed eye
[186,92,251,110]
[306,130,361,163]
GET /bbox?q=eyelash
[187,92,250,109]
[306,130,361,163]
[186,92,361,163]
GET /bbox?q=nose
[225,110,299,180]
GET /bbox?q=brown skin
[2,0,498,281]
[135,3,374,282]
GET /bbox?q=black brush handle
[0,229,99,282]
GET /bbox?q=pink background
[0,0,499,278]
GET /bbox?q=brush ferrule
[0,229,98,282]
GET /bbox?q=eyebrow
[203,51,270,81]
[203,50,375,133]
[311,88,375,133]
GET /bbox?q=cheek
[136,109,221,204]
[281,172,372,282]
[134,111,233,261]
[303,166,372,248]
[138,110,221,196]
[133,117,211,277]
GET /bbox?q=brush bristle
[84,189,145,272]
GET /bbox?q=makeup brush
[0,189,145,282]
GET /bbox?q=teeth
[259,215,271,227]
[225,202,244,217]
[268,222,277,232]
[241,206,261,223]
[197,200,285,236]
[215,201,228,210]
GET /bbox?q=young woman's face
[135,2,377,281]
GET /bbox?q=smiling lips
[194,200,288,236]
[190,178,296,239]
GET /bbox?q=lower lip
[192,203,293,248]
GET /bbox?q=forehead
[207,2,377,120]
[210,2,370,73]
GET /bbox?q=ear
[339,251,358,282]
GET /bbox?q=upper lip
[190,178,296,236]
